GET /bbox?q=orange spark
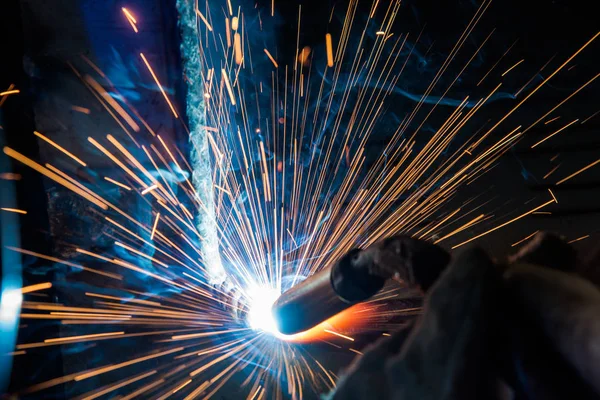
[502,59,524,76]
[71,105,91,114]
[104,176,132,191]
[222,69,236,105]
[34,131,87,166]
[0,89,20,96]
[0,173,21,180]
[511,230,540,247]
[121,7,137,23]
[151,212,160,240]
[370,0,380,18]
[195,8,213,31]
[325,33,334,67]
[543,164,561,179]
[140,184,158,195]
[3,147,108,210]
[122,7,139,33]
[21,282,52,294]
[173,379,193,393]
[234,33,243,65]
[452,199,555,249]
[323,329,354,341]
[139,53,179,118]
[225,18,231,47]
[264,48,278,68]
[1,207,27,214]
[544,116,560,124]
[74,347,184,381]
[531,119,578,148]
[84,75,140,132]
[298,46,311,65]
[44,331,124,343]
[568,235,590,244]
[556,158,600,185]
[548,188,558,203]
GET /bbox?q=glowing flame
[246,286,282,336]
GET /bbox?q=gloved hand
[326,233,600,400]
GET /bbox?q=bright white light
[246,286,281,336]
[0,289,23,322]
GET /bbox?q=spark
[1,207,27,214]
[34,131,87,166]
[548,188,558,203]
[122,7,139,33]
[79,371,157,400]
[44,331,124,343]
[544,116,560,124]
[0,172,21,180]
[214,184,232,195]
[121,7,137,23]
[71,105,91,114]
[225,18,231,47]
[323,329,354,342]
[325,33,334,67]
[477,39,518,86]
[84,75,140,132]
[543,164,561,179]
[0,89,20,96]
[151,213,160,240]
[370,0,380,18]
[501,59,524,76]
[222,69,236,105]
[21,282,52,294]
[3,147,108,210]
[141,184,158,195]
[264,48,279,68]
[581,108,600,124]
[234,33,243,64]
[231,16,239,31]
[173,379,193,393]
[87,137,145,187]
[452,200,555,249]
[104,176,132,190]
[556,158,600,185]
[568,235,590,244]
[531,119,579,148]
[195,8,213,31]
[139,53,179,118]
[9,247,123,280]
[74,347,184,381]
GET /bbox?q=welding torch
[272,236,451,335]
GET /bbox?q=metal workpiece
[273,250,387,335]
[272,236,451,335]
